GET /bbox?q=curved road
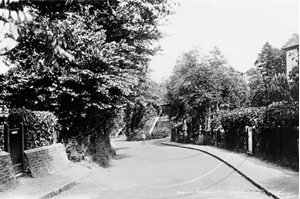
[53,137,271,199]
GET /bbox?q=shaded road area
[53,137,271,199]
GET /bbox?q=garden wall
[0,151,16,191]
[25,143,70,177]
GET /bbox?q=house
[282,39,299,82]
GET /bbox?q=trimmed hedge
[7,108,61,150]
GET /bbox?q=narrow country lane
[53,137,272,199]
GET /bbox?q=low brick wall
[25,143,70,177]
[0,151,16,191]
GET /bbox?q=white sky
[0,0,298,79]
[149,0,299,82]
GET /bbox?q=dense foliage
[0,0,177,166]
[123,76,164,138]
[211,101,299,133]
[210,101,299,170]
[7,108,60,150]
[248,36,299,106]
[166,47,249,133]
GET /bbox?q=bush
[65,138,86,162]
[211,101,298,132]
[8,108,61,150]
[0,125,4,151]
[151,129,169,139]
[64,132,116,167]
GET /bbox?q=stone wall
[25,143,70,177]
[0,151,16,191]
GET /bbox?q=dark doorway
[4,124,24,175]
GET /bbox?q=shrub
[8,108,60,150]
[264,101,299,128]
[0,105,9,151]
[65,138,86,162]
[211,101,298,133]
[0,125,4,151]
[151,129,169,139]
[210,101,299,170]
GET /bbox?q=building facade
[283,42,299,82]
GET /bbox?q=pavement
[161,141,299,199]
[0,161,98,199]
[0,139,298,199]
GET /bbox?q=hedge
[210,101,299,170]
[0,125,3,151]
[7,108,61,150]
[0,107,9,151]
[212,101,299,132]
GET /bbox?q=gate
[4,124,24,175]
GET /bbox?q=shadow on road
[113,153,132,160]
[114,147,130,151]
[150,137,171,147]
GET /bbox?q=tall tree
[253,42,287,105]
[166,48,249,133]
[246,67,268,106]
[1,0,177,163]
[255,42,286,79]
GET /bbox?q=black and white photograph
[0,0,298,198]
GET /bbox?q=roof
[283,39,299,50]
[283,44,299,51]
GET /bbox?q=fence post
[246,126,253,155]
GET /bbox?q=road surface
[53,137,271,199]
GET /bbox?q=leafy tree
[123,75,162,137]
[0,0,74,61]
[1,0,176,164]
[255,42,286,79]
[166,47,249,133]
[246,67,268,106]
[253,42,289,105]
[269,73,293,102]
